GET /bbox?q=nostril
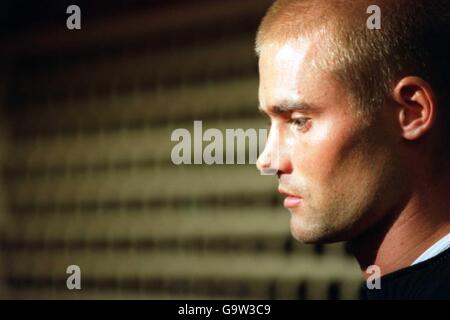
[261,168,278,176]
[257,150,278,175]
[256,153,270,170]
[258,162,278,176]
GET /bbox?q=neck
[348,173,450,279]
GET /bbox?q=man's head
[256,0,450,244]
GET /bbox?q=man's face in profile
[257,36,407,244]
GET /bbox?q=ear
[393,77,437,141]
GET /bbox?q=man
[255,0,450,299]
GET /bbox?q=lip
[278,187,302,208]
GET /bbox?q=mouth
[278,187,302,208]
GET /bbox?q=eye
[289,116,311,130]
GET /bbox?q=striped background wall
[0,0,363,299]
[0,69,11,299]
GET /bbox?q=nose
[256,127,281,176]
[256,150,277,176]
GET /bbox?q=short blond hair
[255,0,339,56]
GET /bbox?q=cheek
[289,121,340,176]
[288,119,369,191]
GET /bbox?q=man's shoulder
[364,247,450,300]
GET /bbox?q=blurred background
[0,0,362,299]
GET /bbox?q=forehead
[258,38,356,119]
[258,39,318,109]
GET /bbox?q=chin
[289,216,350,244]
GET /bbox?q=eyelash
[289,117,311,130]
[264,115,311,132]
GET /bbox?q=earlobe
[393,77,436,141]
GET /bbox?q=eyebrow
[258,100,318,116]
